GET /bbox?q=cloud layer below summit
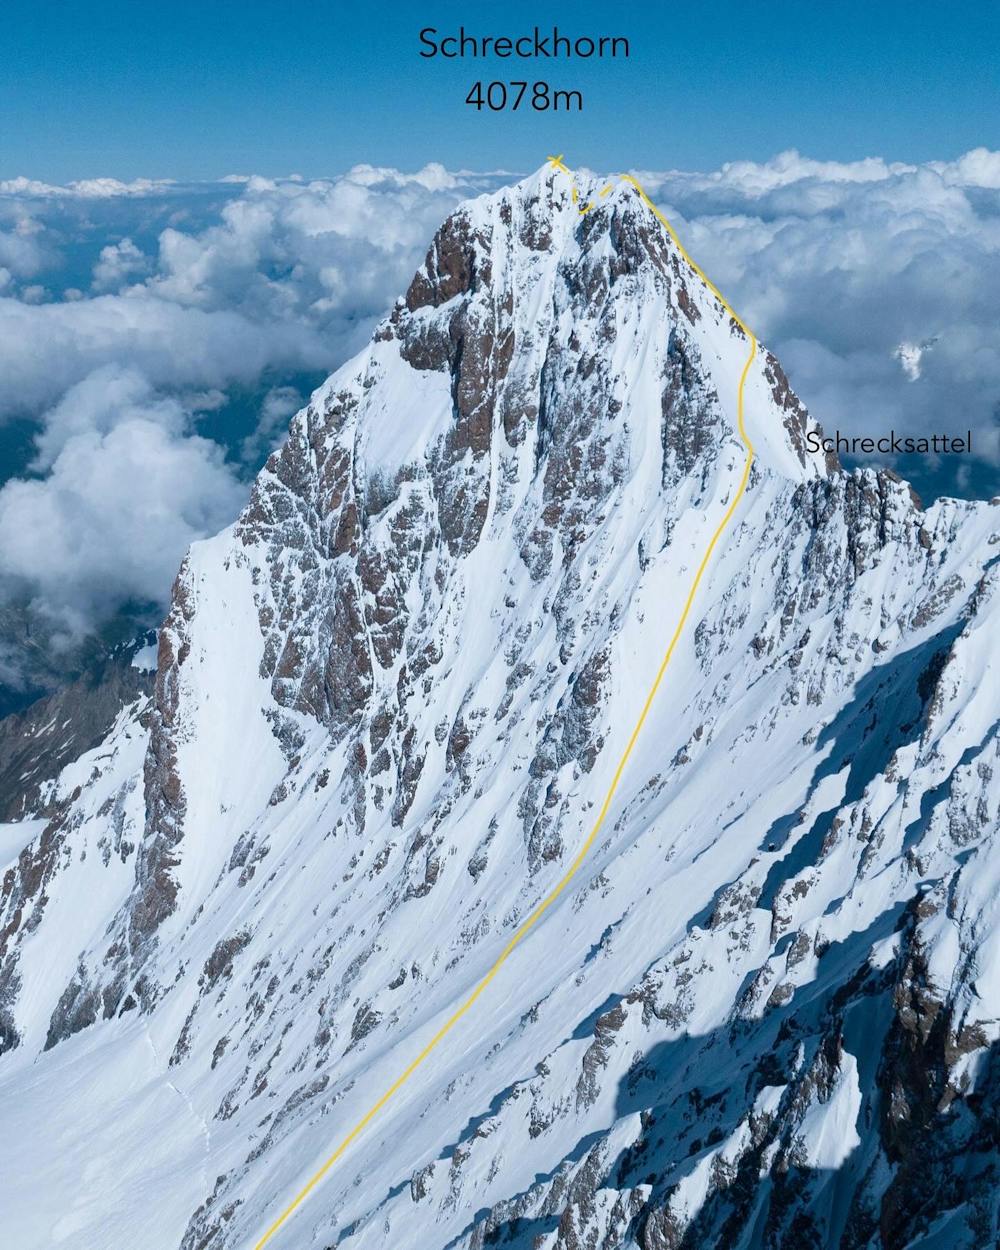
[638,149,1000,491]
[0,152,997,673]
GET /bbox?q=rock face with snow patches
[0,168,997,1250]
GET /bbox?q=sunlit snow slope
[1,168,997,1250]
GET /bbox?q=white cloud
[0,163,488,420]
[637,150,1000,469]
[0,292,328,415]
[147,164,470,315]
[239,385,303,465]
[0,366,245,639]
[91,237,149,291]
[894,338,938,382]
[0,176,176,198]
[0,216,48,278]
[932,147,1000,189]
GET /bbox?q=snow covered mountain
[1,166,997,1250]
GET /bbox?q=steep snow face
[1,168,998,1250]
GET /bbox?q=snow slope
[0,167,997,1250]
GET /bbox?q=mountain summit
[1,168,997,1250]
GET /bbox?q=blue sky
[3,0,999,180]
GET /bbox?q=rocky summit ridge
[0,167,997,1250]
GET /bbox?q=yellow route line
[251,160,757,1250]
